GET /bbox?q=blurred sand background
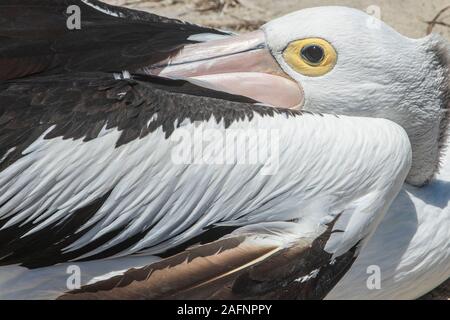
[106,0,450,40]
[103,0,449,299]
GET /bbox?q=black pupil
[301,45,324,64]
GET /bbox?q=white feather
[328,132,450,299]
[0,113,411,265]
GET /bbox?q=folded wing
[0,73,411,298]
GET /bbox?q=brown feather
[58,218,357,300]
[58,236,281,300]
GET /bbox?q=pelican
[0,0,448,299]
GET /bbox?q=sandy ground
[103,0,449,300]
[107,0,450,40]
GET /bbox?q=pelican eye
[283,38,337,77]
[301,45,325,65]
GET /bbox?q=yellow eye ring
[283,38,337,77]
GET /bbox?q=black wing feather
[0,0,227,80]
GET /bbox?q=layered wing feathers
[0,74,411,270]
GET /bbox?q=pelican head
[149,6,450,186]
